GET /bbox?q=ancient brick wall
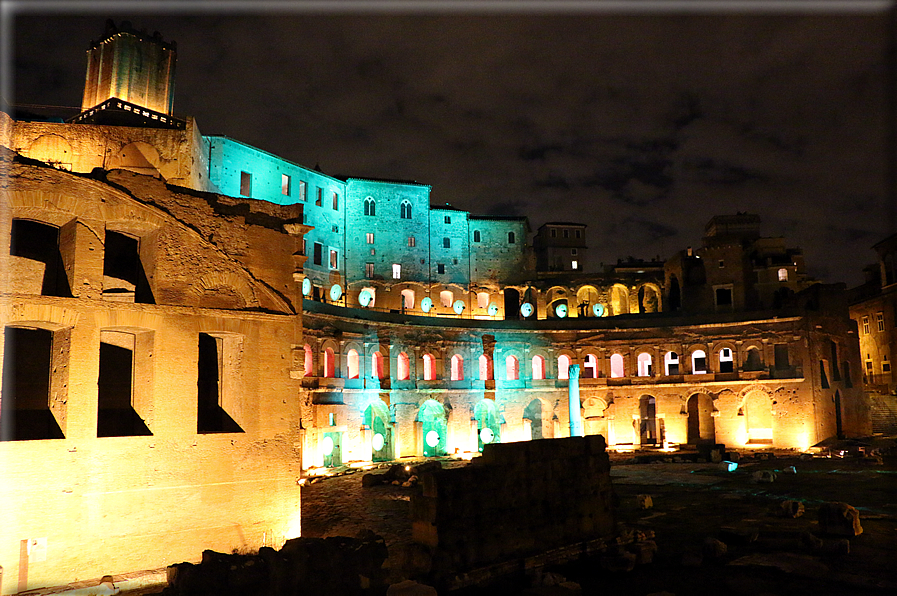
[411,435,615,576]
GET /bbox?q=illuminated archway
[364,399,392,461]
[397,352,410,381]
[532,355,546,380]
[419,399,447,457]
[422,353,436,381]
[474,399,501,452]
[346,349,360,379]
[451,354,464,381]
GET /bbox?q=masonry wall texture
[0,153,305,594]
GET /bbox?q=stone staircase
[869,394,897,435]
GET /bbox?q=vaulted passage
[10,219,72,297]
[1,327,64,440]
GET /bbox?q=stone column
[568,364,584,437]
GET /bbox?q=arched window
[364,196,376,216]
[371,351,384,379]
[451,354,464,381]
[479,354,493,380]
[610,353,625,378]
[719,347,734,373]
[691,349,707,374]
[440,290,453,308]
[664,351,679,375]
[744,347,763,371]
[401,289,415,310]
[400,200,412,219]
[506,355,519,380]
[584,353,598,378]
[558,354,571,380]
[304,344,313,377]
[508,231,516,244]
[397,352,410,381]
[477,292,490,309]
[347,349,360,379]
[532,355,545,380]
[423,353,435,380]
[324,348,336,378]
[637,353,652,377]
[777,268,788,282]
[473,230,481,242]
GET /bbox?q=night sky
[7,1,895,286]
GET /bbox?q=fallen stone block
[718,526,759,545]
[780,500,805,518]
[703,537,727,558]
[818,502,863,537]
[637,494,653,509]
[751,470,776,483]
[718,461,738,472]
[600,551,637,572]
[628,540,658,565]
[386,579,438,595]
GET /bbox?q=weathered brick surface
[411,435,615,575]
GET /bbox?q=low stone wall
[411,435,615,578]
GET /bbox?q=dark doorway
[504,288,520,319]
[97,342,151,437]
[834,391,843,439]
[639,395,657,445]
[1,327,64,440]
[687,394,715,445]
[197,333,242,433]
[669,276,681,311]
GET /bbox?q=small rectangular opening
[240,171,252,196]
[9,219,72,297]
[103,231,155,304]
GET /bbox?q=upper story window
[445,215,451,224]
[330,250,338,269]
[473,230,481,242]
[281,174,291,196]
[392,264,401,279]
[563,229,569,238]
[550,229,557,238]
[400,200,412,219]
[364,197,376,216]
[437,263,445,274]
[508,232,516,244]
[240,171,251,197]
[862,316,870,334]
[571,260,579,270]
[313,242,322,266]
[315,187,322,206]
[366,233,374,244]
[575,230,581,238]
[365,263,374,278]
[877,312,885,332]
[332,192,339,210]
[408,236,416,247]
[298,180,307,201]
[443,237,451,249]
[778,268,788,282]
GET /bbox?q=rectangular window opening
[10,219,72,297]
[197,333,244,434]
[330,250,338,269]
[299,180,307,201]
[392,264,401,279]
[103,231,155,304]
[281,174,291,196]
[313,242,323,266]
[97,330,152,437]
[1,326,67,441]
[240,171,252,197]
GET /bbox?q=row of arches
[304,342,776,381]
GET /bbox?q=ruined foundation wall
[412,435,614,576]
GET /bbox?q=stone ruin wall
[412,435,615,579]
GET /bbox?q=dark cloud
[8,6,893,286]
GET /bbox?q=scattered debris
[718,461,738,472]
[780,500,805,518]
[751,470,776,483]
[818,502,863,537]
[783,465,797,474]
[637,494,654,509]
